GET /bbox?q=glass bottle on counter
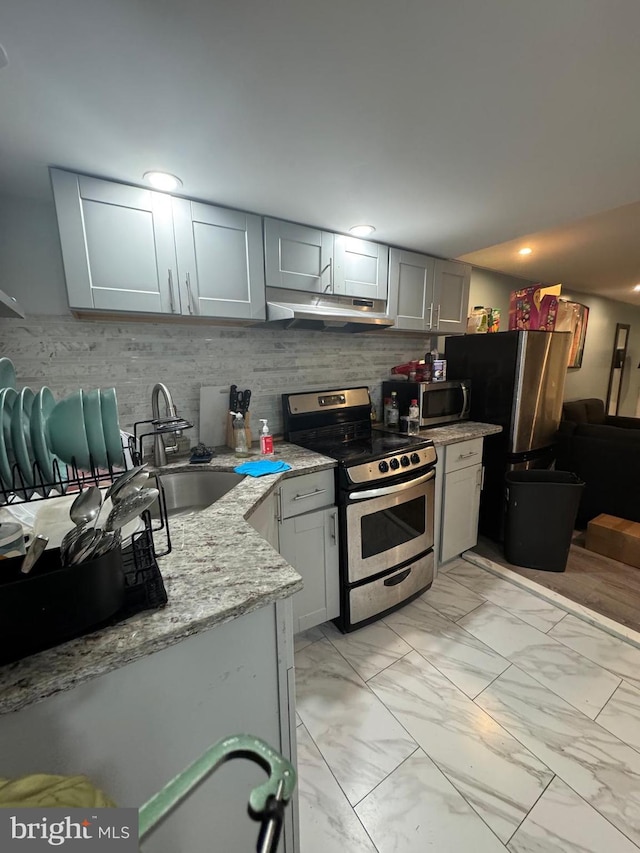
[231,411,249,457]
[385,392,400,428]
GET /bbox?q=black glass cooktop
[298,430,432,465]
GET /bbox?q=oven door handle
[348,468,435,501]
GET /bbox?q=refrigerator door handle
[461,381,470,418]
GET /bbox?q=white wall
[0,194,70,316]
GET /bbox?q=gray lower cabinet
[248,471,340,635]
[51,169,265,320]
[279,506,340,633]
[0,603,299,853]
[439,438,483,564]
[388,249,470,333]
[264,217,388,301]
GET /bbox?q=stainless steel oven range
[282,387,437,632]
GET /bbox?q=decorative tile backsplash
[0,316,433,448]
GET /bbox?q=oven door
[344,469,435,584]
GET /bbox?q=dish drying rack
[0,434,178,650]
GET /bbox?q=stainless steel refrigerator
[445,330,571,540]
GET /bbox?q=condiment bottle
[386,392,400,428]
[259,418,274,456]
[423,353,433,383]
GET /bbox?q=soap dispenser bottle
[259,419,274,456]
[231,411,249,457]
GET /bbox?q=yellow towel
[0,774,115,808]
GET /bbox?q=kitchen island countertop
[0,424,501,714]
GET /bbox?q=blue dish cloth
[234,459,292,477]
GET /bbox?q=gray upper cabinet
[333,235,388,300]
[172,199,265,320]
[432,259,471,333]
[265,218,388,300]
[51,169,265,320]
[388,249,436,331]
[51,169,177,313]
[264,219,332,294]
[388,249,470,333]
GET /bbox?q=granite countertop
[373,420,502,446]
[420,421,502,445]
[0,443,335,714]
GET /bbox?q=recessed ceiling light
[349,224,375,237]
[634,284,640,292]
[518,247,532,256]
[143,171,182,191]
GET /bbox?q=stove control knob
[378,460,389,473]
[389,458,400,470]
[400,455,410,467]
[410,452,421,464]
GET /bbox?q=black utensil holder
[0,546,125,663]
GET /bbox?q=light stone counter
[0,443,335,714]
[418,421,502,445]
[373,420,502,446]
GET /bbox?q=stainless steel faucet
[151,383,179,466]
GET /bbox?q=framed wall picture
[567,302,589,368]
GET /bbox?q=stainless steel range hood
[263,288,393,332]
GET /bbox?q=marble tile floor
[472,533,640,634]
[295,557,640,852]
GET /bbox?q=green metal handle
[139,734,296,845]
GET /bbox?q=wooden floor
[471,532,640,634]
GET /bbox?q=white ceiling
[2,0,640,304]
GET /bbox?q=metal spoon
[59,525,85,564]
[104,488,159,533]
[69,486,102,527]
[67,528,102,566]
[111,470,150,505]
[104,464,149,504]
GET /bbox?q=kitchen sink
[152,470,244,518]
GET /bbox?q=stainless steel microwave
[382,379,471,428]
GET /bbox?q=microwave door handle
[348,468,435,501]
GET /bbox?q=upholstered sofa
[555,398,640,527]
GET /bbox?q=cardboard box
[508,284,562,331]
[586,514,640,569]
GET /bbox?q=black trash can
[504,470,585,572]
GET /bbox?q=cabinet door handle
[168,269,176,313]
[434,303,441,328]
[185,272,198,315]
[293,488,328,501]
[427,302,434,329]
[457,451,478,460]
[320,259,333,293]
[329,510,337,543]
